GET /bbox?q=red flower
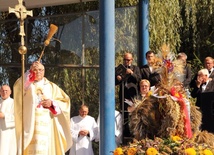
[170,87,183,100]
[164,59,174,72]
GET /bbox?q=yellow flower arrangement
[114,147,123,155]
[201,149,213,155]
[127,147,137,155]
[171,135,182,143]
[112,136,214,155]
[146,147,158,155]
[185,148,196,155]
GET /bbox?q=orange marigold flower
[185,148,196,155]
[146,147,158,155]
[113,147,123,155]
[127,147,137,155]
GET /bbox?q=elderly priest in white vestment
[0,85,17,155]
[13,61,72,155]
[69,104,98,155]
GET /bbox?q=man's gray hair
[177,52,187,59]
[198,68,209,76]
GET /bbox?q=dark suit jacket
[191,80,214,107]
[190,68,214,88]
[210,70,214,79]
[140,64,160,86]
[115,64,141,110]
[183,64,192,88]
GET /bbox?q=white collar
[34,78,45,86]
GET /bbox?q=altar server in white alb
[69,105,98,155]
[0,84,17,155]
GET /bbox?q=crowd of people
[0,51,214,154]
[115,51,214,143]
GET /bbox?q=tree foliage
[149,0,183,53]
[148,0,214,71]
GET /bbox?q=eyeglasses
[123,59,132,61]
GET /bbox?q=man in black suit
[115,52,141,138]
[191,68,214,107]
[190,56,214,88]
[140,50,160,86]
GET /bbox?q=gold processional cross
[9,0,33,47]
[8,0,33,154]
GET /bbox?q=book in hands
[115,64,130,81]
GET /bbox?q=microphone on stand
[38,24,58,61]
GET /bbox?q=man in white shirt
[69,105,98,155]
[0,84,17,155]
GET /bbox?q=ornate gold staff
[8,0,33,154]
